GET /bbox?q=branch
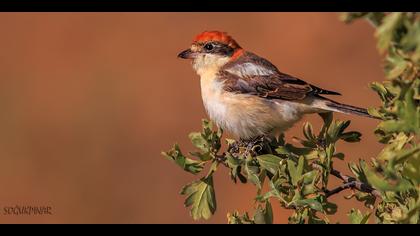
[324,182,357,198]
[217,148,382,199]
[312,163,382,199]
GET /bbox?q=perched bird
[178,31,374,140]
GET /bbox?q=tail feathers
[315,96,378,119]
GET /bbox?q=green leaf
[377,88,420,133]
[245,161,262,189]
[265,201,274,224]
[370,82,388,101]
[201,119,213,131]
[287,156,304,186]
[302,170,317,185]
[225,154,246,183]
[340,12,369,24]
[400,19,420,56]
[340,131,362,143]
[348,160,369,184]
[162,144,205,174]
[189,132,208,152]
[376,12,403,53]
[325,144,335,159]
[254,208,266,224]
[319,112,333,137]
[327,120,351,143]
[253,201,273,224]
[333,152,345,160]
[387,59,408,79]
[198,119,223,152]
[323,200,338,215]
[367,107,383,119]
[257,154,282,175]
[226,154,242,167]
[206,160,219,178]
[377,132,410,161]
[394,146,420,164]
[352,192,377,209]
[227,211,254,224]
[402,150,420,184]
[276,144,314,157]
[348,209,371,224]
[181,176,217,220]
[294,198,324,212]
[362,161,410,192]
[303,122,316,141]
[189,151,212,162]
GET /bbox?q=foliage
[163,12,420,224]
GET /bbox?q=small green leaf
[367,107,383,119]
[325,144,335,159]
[348,160,369,184]
[206,160,219,178]
[201,119,213,131]
[303,122,316,141]
[181,176,217,220]
[362,161,410,192]
[287,156,304,186]
[257,154,282,175]
[333,152,345,160]
[245,161,262,189]
[189,132,208,152]
[295,198,324,212]
[370,82,389,102]
[227,211,254,224]
[340,12,368,23]
[340,131,362,143]
[353,192,377,209]
[189,151,212,161]
[265,201,274,224]
[348,208,371,224]
[162,144,205,174]
[253,201,273,224]
[402,150,420,184]
[387,59,408,79]
[376,12,403,53]
[319,112,333,137]
[327,120,351,143]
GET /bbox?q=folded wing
[219,51,341,101]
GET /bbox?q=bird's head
[178,31,244,75]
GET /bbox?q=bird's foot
[227,136,272,158]
[240,136,267,157]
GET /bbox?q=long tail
[314,96,378,119]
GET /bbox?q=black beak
[177,49,196,59]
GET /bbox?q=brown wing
[219,51,341,101]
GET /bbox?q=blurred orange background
[0,13,384,224]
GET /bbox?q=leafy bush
[163,12,420,224]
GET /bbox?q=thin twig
[221,142,382,199]
[215,154,228,167]
[325,182,357,198]
[312,163,382,199]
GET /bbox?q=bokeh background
[0,13,385,224]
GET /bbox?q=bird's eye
[204,43,214,51]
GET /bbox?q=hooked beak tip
[177,49,194,59]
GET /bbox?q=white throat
[192,54,230,77]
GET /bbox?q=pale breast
[200,75,305,139]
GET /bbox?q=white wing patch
[225,62,276,78]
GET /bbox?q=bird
[177,31,375,141]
